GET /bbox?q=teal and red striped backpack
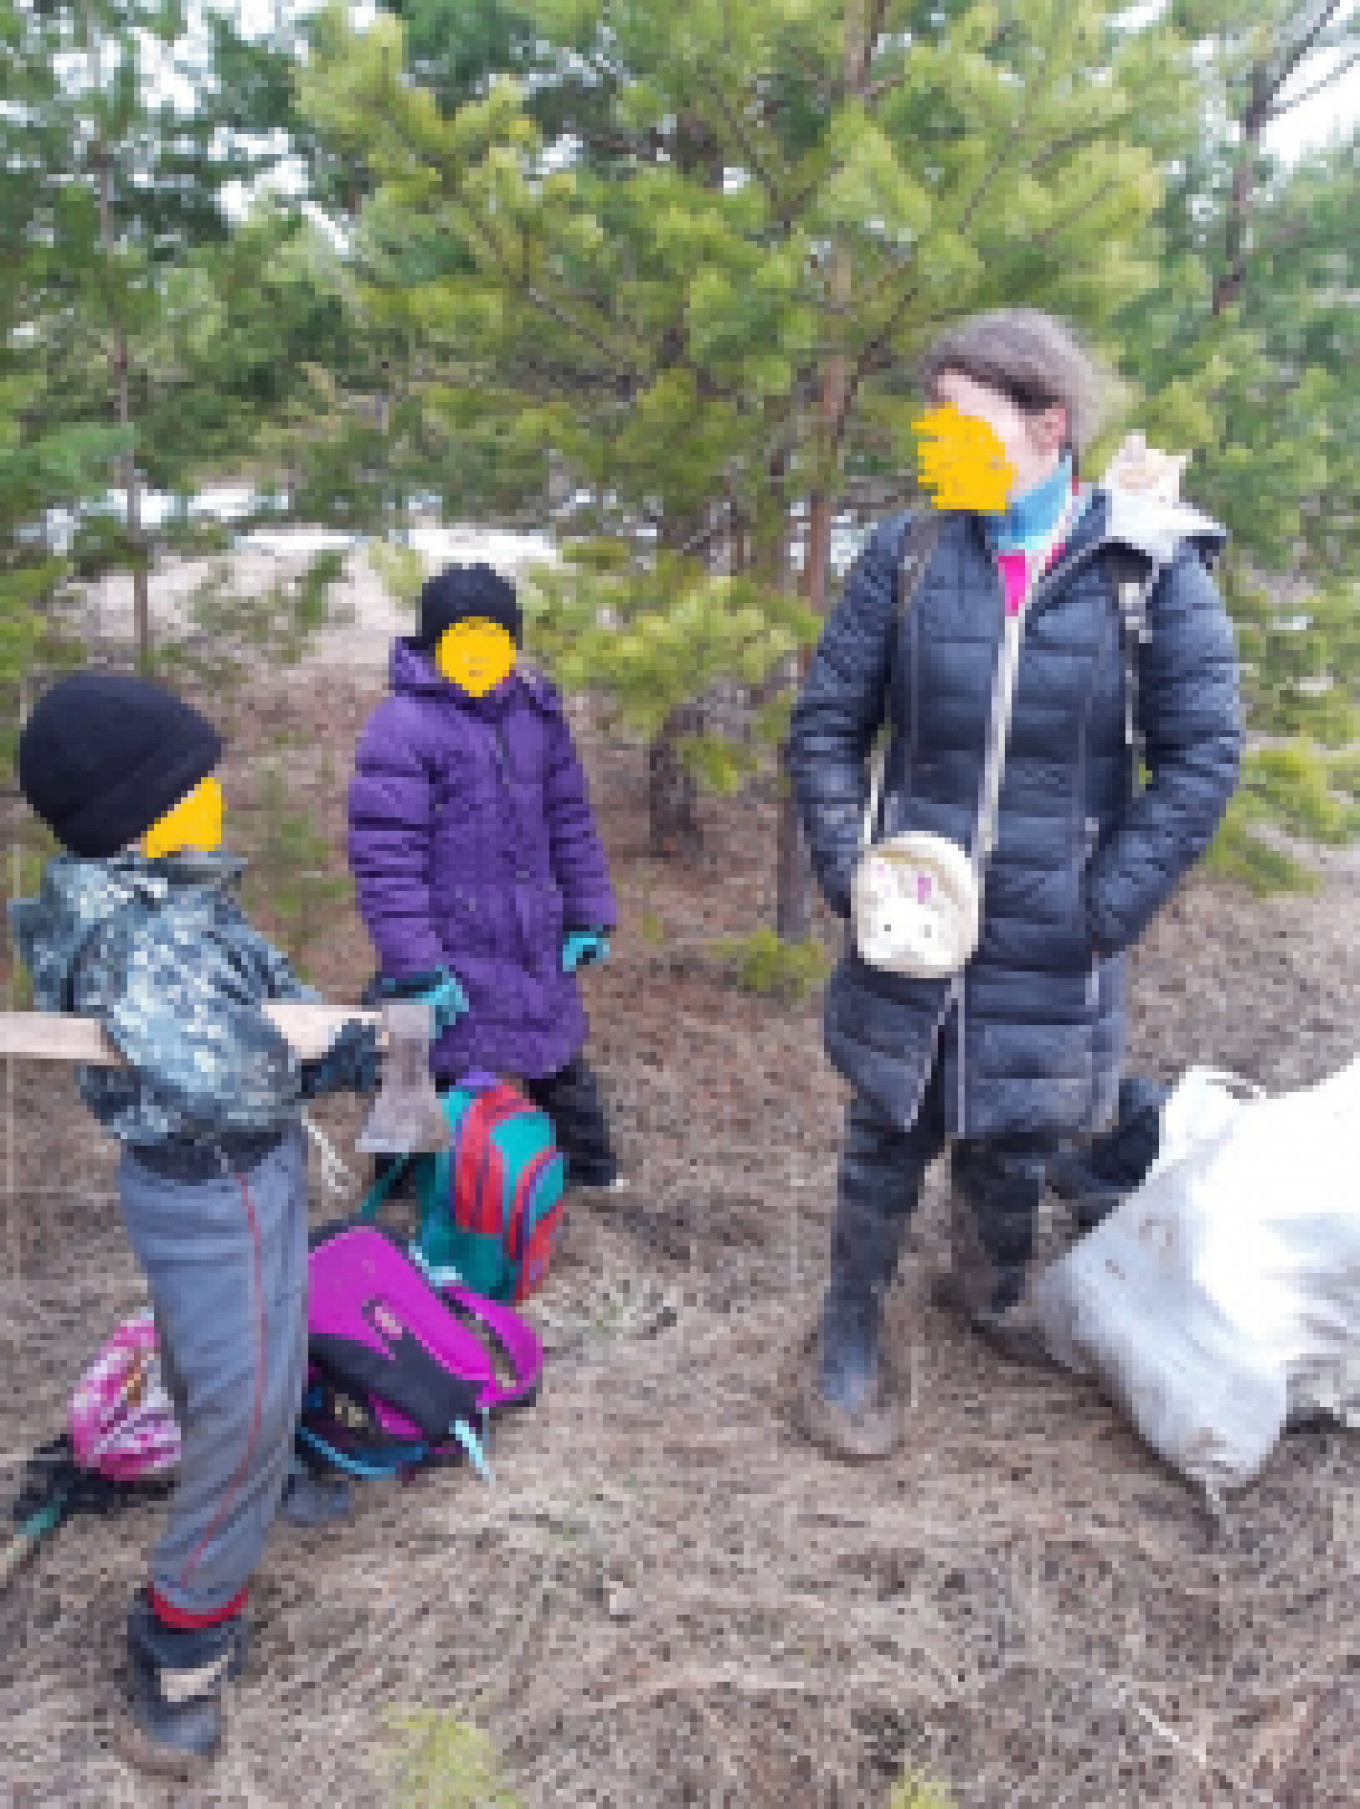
[360,1072,567,1304]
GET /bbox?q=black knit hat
[415,562,522,652]
[17,673,223,858]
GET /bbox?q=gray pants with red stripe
[117,1123,309,1622]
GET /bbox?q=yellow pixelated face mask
[911,404,1018,514]
[142,775,223,859]
[435,618,517,697]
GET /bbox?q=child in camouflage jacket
[12,672,377,1782]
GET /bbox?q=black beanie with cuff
[17,672,223,859]
[415,562,522,653]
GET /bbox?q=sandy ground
[66,525,560,673]
[2,539,1358,1807]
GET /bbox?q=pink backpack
[299,1221,544,1482]
[69,1311,180,1482]
[6,1315,180,1585]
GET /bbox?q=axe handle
[0,1003,386,1069]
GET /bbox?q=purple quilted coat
[347,640,616,1081]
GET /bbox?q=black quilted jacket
[787,488,1242,1139]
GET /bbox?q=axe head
[356,999,450,1155]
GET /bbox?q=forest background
[1,0,1358,973]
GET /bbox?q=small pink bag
[69,1312,180,1482]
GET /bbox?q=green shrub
[242,750,352,980]
[712,927,830,1003]
[3,828,59,1008]
[889,1766,957,1809]
[379,1710,519,1808]
[368,539,426,614]
[1236,741,1354,844]
[1204,805,1320,895]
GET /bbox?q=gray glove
[299,1019,380,1100]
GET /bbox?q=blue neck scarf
[988,450,1074,552]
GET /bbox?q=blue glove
[425,972,468,1036]
[378,969,468,1037]
[562,930,610,974]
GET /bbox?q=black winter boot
[798,1265,903,1460]
[530,1056,618,1189]
[795,1095,932,1461]
[1046,1077,1170,1230]
[116,1591,241,1780]
[126,1585,247,1680]
[934,1137,1052,1366]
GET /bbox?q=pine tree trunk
[640,113,731,862]
[119,348,149,674]
[645,501,707,858]
[88,16,150,677]
[773,471,810,937]
[647,701,705,859]
[775,1,867,943]
[1212,65,1269,318]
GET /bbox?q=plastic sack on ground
[1032,1058,1360,1502]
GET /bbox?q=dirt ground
[2,630,1359,1807]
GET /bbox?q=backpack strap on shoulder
[1096,485,1228,805]
[865,509,948,842]
[895,508,946,629]
[1102,543,1160,803]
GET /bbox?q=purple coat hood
[347,639,616,1081]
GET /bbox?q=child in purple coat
[347,562,620,1188]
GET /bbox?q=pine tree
[0,0,125,771]
[1107,0,1359,879]
[26,0,309,669]
[299,0,1184,902]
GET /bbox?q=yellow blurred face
[142,775,223,858]
[912,403,1017,514]
[915,371,1067,511]
[435,619,516,697]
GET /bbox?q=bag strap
[359,1150,420,1225]
[973,486,1086,877]
[1103,542,1161,806]
[861,510,946,849]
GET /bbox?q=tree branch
[1269,44,1360,120]
[867,0,891,58]
[704,80,786,216]
[865,68,908,109]
[1018,176,1127,267]
[427,169,649,385]
[837,73,1034,445]
[1262,0,1345,121]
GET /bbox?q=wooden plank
[0,1003,385,1069]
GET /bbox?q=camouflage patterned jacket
[9,850,323,1145]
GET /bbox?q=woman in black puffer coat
[786,309,1242,1459]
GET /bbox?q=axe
[0,998,450,1156]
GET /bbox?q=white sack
[1032,1057,1360,1499]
